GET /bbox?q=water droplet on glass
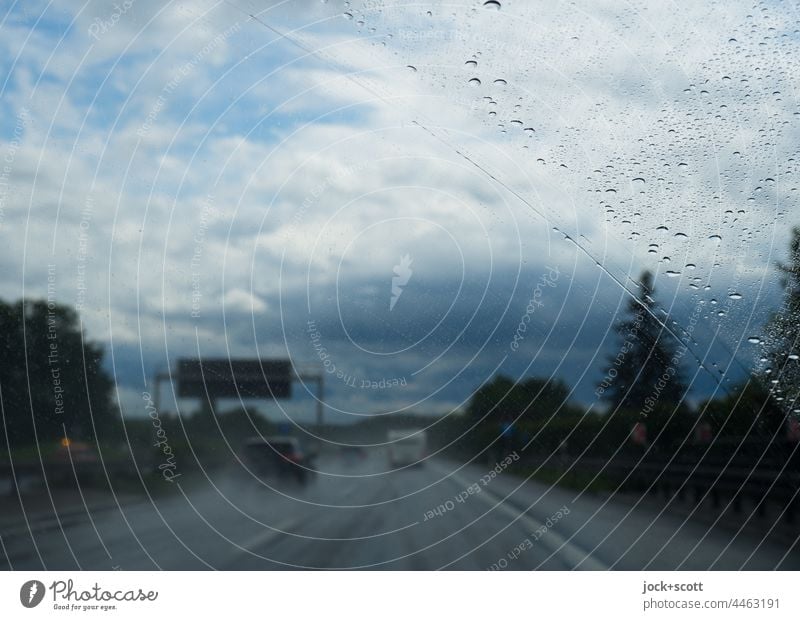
[468,78,481,87]
[747,336,761,344]
[728,292,743,300]
[483,0,502,9]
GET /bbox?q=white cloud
[2,0,798,416]
[222,287,268,313]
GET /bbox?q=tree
[597,270,688,416]
[700,380,782,439]
[762,226,800,413]
[466,374,576,457]
[0,298,118,449]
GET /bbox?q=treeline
[5,227,800,471]
[442,374,785,463]
[0,299,119,453]
[445,228,800,463]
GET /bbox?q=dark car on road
[244,436,314,485]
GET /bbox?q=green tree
[763,226,800,412]
[700,380,782,439]
[0,298,118,449]
[597,270,688,416]
[466,374,575,456]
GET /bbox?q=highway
[2,452,798,570]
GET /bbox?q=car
[339,444,367,466]
[244,436,313,484]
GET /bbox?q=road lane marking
[239,518,299,552]
[429,461,608,570]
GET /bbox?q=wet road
[2,452,798,570]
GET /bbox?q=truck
[387,429,427,467]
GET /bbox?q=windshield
[0,0,798,573]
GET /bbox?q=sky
[1,0,798,424]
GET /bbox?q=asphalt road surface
[2,452,798,570]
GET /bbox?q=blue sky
[0,0,797,423]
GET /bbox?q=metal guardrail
[0,458,150,496]
[594,458,800,522]
[514,447,800,523]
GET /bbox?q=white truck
[387,429,427,467]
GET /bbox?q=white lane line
[429,462,608,570]
[238,518,299,552]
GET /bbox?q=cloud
[1,0,797,420]
[222,287,268,313]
